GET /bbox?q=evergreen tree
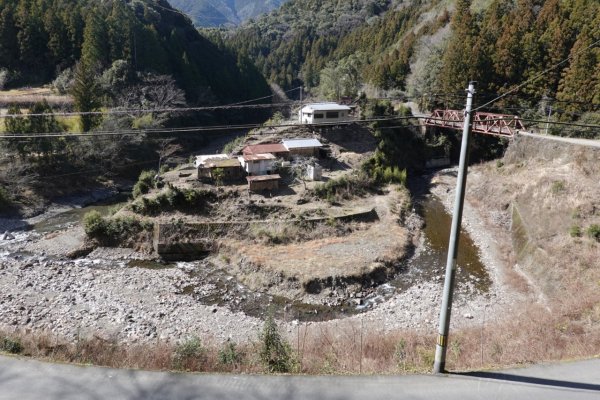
[81,9,109,69]
[71,59,101,131]
[439,0,480,95]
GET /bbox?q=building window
[326,111,339,118]
[314,113,324,119]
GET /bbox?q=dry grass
[3,301,599,375]
[228,220,408,282]
[0,87,72,108]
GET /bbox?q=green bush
[83,210,106,236]
[587,224,600,241]
[313,173,373,202]
[1,337,23,354]
[218,341,242,366]
[132,170,156,198]
[83,211,152,245]
[259,314,295,373]
[131,187,216,215]
[551,180,566,194]
[173,336,205,370]
[569,225,582,238]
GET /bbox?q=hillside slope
[170,0,288,27]
[0,0,270,103]
[221,0,599,124]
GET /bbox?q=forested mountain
[0,0,270,104]
[169,0,288,27]
[221,0,599,121]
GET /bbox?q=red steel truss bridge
[424,109,526,137]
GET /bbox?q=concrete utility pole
[433,81,476,374]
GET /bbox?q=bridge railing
[424,110,526,137]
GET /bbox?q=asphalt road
[0,355,599,399]
[518,131,600,148]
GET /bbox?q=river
[20,185,490,323]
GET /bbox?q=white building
[298,103,351,124]
[238,153,276,175]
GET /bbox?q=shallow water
[390,195,491,293]
[27,188,490,322]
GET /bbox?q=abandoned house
[247,174,281,192]
[238,153,276,175]
[196,156,243,182]
[282,138,323,157]
[195,154,228,168]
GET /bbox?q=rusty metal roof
[246,174,281,182]
[243,143,289,155]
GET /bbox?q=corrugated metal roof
[282,138,323,149]
[243,143,289,155]
[242,153,277,161]
[205,158,241,168]
[195,154,228,167]
[301,103,351,112]
[246,174,281,182]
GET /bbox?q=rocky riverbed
[0,170,523,345]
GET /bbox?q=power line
[0,116,422,139]
[0,101,295,119]
[1,86,301,118]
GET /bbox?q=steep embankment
[456,136,600,363]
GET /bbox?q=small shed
[198,157,243,182]
[298,103,351,124]
[247,174,281,192]
[238,153,276,175]
[243,143,290,159]
[282,138,323,157]
[306,164,323,181]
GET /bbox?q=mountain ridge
[169,0,289,27]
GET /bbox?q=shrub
[132,170,156,198]
[218,341,242,367]
[264,111,285,126]
[222,135,246,154]
[83,212,152,245]
[52,68,73,94]
[131,187,215,215]
[1,337,23,354]
[551,180,565,194]
[0,69,8,90]
[587,224,600,241]
[173,336,205,371]
[569,225,582,238]
[259,314,295,373]
[0,186,11,211]
[313,173,373,202]
[83,210,106,236]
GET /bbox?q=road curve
[0,355,599,400]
